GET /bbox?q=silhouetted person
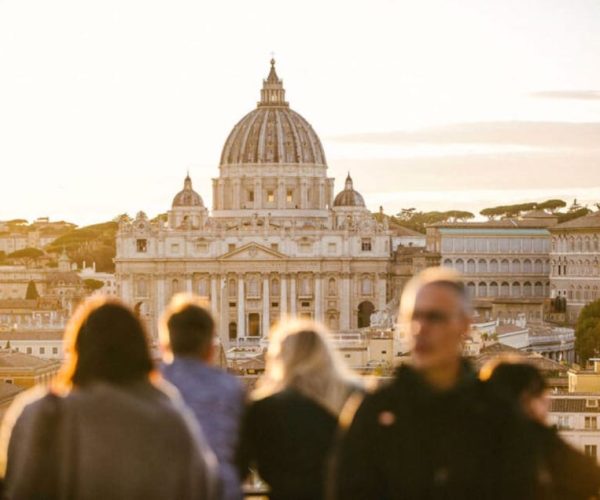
[483,359,600,500]
[331,267,538,500]
[161,293,245,500]
[0,296,217,500]
[237,319,361,500]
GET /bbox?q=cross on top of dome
[258,58,289,108]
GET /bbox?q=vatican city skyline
[1,0,600,225]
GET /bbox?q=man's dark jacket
[331,362,538,500]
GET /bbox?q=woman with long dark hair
[0,296,217,500]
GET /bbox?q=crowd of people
[0,266,599,499]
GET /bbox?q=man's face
[407,283,470,371]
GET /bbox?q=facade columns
[314,273,323,322]
[219,275,229,346]
[218,179,225,210]
[210,274,218,317]
[340,273,351,331]
[262,274,270,337]
[290,273,297,317]
[377,273,387,310]
[237,274,245,337]
[233,179,241,209]
[277,179,285,209]
[280,273,288,317]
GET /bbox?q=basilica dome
[219,59,326,167]
[172,174,204,207]
[333,173,366,208]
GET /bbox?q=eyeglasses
[411,310,455,325]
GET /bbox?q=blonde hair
[254,318,358,416]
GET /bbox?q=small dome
[219,59,326,167]
[333,173,365,207]
[172,174,204,208]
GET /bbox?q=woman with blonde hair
[0,296,217,500]
[236,318,361,500]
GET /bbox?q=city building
[568,359,600,393]
[79,263,118,296]
[427,213,557,321]
[550,393,600,463]
[0,349,60,388]
[115,60,397,342]
[549,210,600,323]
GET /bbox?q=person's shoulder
[4,385,52,427]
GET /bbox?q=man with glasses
[331,267,537,499]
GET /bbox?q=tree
[25,280,39,300]
[83,279,104,291]
[7,247,44,266]
[575,300,600,363]
[537,199,567,213]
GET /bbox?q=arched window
[357,301,375,328]
[478,282,487,297]
[534,282,543,296]
[523,259,532,273]
[247,277,259,297]
[467,259,476,273]
[455,259,465,273]
[443,258,453,268]
[500,259,510,273]
[478,259,487,273]
[511,259,521,274]
[300,276,311,296]
[500,282,510,297]
[523,282,532,297]
[198,277,209,297]
[534,259,543,274]
[512,282,521,297]
[489,259,499,273]
[361,276,373,295]
[467,282,476,297]
[489,282,499,296]
[228,278,236,298]
[171,279,180,295]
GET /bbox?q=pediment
[219,242,286,261]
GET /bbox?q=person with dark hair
[0,296,218,500]
[160,293,245,500]
[331,267,540,500]
[483,358,600,500]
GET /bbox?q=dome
[334,173,365,208]
[219,59,326,167]
[172,174,204,208]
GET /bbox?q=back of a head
[61,296,154,388]
[482,359,547,402]
[160,293,215,359]
[258,318,354,415]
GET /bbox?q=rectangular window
[361,238,372,252]
[229,302,236,308]
[585,445,597,459]
[267,191,275,202]
[228,243,236,252]
[585,416,598,430]
[248,190,254,202]
[286,190,293,203]
[271,302,279,308]
[39,347,45,355]
[328,242,337,254]
[52,347,58,355]
[171,243,180,253]
[301,301,310,307]
[136,239,147,253]
[26,347,32,354]
[271,243,279,251]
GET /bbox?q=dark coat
[236,388,339,500]
[331,362,539,500]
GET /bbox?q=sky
[1,0,599,226]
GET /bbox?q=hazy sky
[1,0,599,225]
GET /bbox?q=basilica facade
[115,60,393,344]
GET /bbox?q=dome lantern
[258,59,289,108]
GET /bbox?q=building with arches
[426,214,557,322]
[550,210,600,323]
[115,60,393,343]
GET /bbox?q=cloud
[530,90,600,101]
[328,121,600,150]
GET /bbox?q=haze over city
[1,0,599,225]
